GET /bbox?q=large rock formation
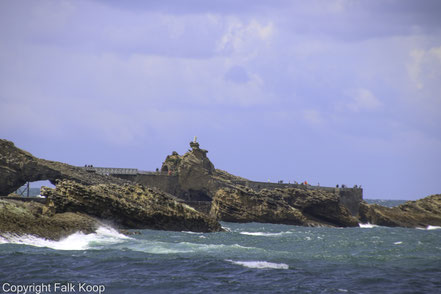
[210,187,359,227]
[0,199,99,240]
[359,194,441,228]
[160,141,219,201]
[0,139,127,196]
[41,180,223,232]
[0,139,224,238]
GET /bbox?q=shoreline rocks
[359,194,441,228]
[41,180,223,233]
[210,187,359,227]
[0,199,99,240]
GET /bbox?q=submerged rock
[210,187,359,227]
[359,194,441,228]
[41,180,223,233]
[0,199,99,240]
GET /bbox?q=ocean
[1,200,440,294]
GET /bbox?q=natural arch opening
[15,180,55,197]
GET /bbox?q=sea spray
[0,226,130,250]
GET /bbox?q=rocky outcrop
[210,187,359,227]
[160,141,221,201]
[0,199,99,240]
[0,139,127,196]
[41,180,223,232]
[359,194,441,228]
[0,139,224,237]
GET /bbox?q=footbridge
[81,166,156,176]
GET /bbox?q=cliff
[359,194,441,228]
[210,187,359,227]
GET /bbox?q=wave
[416,225,441,230]
[240,231,292,237]
[182,231,204,234]
[226,260,289,269]
[427,225,441,230]
[359,223,379,228]
[128,241,259,255]
[0,226,130,250]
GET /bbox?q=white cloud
[407,49,425,89]
[346,88,382,112]
[216,18,274,59]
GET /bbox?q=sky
[1,0,440,200]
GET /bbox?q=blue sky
[1,0,440,199]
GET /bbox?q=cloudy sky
[1,0,440,199]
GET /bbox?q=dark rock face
[359,194,441,228]
[210,187,359,227]
[0,139,127,196]
[0,199,99,240]
[41,180,223,233]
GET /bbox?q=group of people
[336,184,362,188]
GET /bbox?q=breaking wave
[240,231,292,237]
[359,223,379,228]
[416,225,441,230]
[0,226,130,250]
[226,260,289,269]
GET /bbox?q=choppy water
[1,219,440,294]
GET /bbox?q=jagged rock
[210,187,359,227]
[160,141,219,201]
[359,194,441,227]
[41,180,223,232]
[0,139,127,196]
[0,199,99,240]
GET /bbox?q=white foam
[427,225,441,230]
[221,226,231,232]
[240,231,291,237]
[226,260,289,269]
[128,241,258,255]
[394,241,403,245]
[416,225,441,230]
[359,223,379,228]
[0,226,130,250]
[182,231,204,234]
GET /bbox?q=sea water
[1,201,440,293]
